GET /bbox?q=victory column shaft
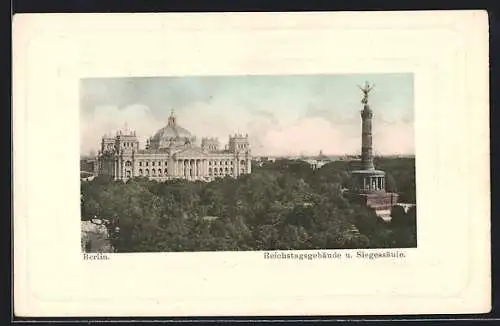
[359,81,375,170]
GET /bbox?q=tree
[81,156,416,252]
[351,205,392,248]
[389,205,417,248]
[82,197,100,220]
[390,205,407,228]
[407,206,417,228]
[385,173,398,193]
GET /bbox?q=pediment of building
[173,147,208,159]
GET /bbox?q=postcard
[13,11,490,317]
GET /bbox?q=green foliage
[81,157,417,252]
[389,205,407,228]
[389,205,417,248]
[374,157,416,203]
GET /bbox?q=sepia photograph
[80,74,416,253]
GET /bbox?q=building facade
[304,159,328,170]
[80,158,98,175]
[96,111,252,182]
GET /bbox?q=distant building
[80,158,98,175]
[304,159,328,170]
[80,171,95,182]
[339,154,360,161]
[95,111,252,182]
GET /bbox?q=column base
[345,191,399,213]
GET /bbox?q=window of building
[152,169,156,176]
[225,161,228,165]
[146,162,149,166]
[209,161,212,165]
[240,160,245,165]
[164,168,167,175]
[231,161,233,165]
[139,161,142,166]
[152,161,155,166]
[219,168,223,173]
[139,169,143,175]
[145,169,150,175]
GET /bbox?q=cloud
[173,98,245,143]
[372,118,415,155]
[248,109,279,124]
[79,76,415,157]
[253,113,413,156]
[257,117,361,156]
[80,104,164,155]
[81,101,414,157]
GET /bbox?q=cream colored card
[13,11,490,317]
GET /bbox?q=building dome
[149,111,195,149]
[151,121,192,141]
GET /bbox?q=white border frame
[13,11,490,317]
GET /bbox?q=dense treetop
[81,157,416,252]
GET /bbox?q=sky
[80,73,414,157]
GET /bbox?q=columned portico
[353,170,386,192]
[172,157,213,180]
